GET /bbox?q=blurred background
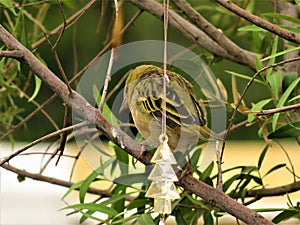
[1,0,300,224]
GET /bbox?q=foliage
[0,0,300,224]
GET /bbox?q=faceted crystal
[154,198,172,214]
[151,140,177,164]
[148,163,178,181]
[145,180,180,199]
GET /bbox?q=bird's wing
[136,74,204,130]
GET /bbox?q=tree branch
[0,163,133,201]
[171,0,256,70]
[247,181,300,199]
[124,0,257,70]
[0,24,274,225]
[254,103,300,116]
[215,0,300,44]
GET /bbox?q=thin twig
[55,104,72,165]
[253,103,300,116]
[0,122,89,166]
[99,0,122,111]
[52,0,67,51]
[0,163,134,201]
[222,56,300,160]
[0,95,57,141]
[171,0,255,68]
[33,0,98,49]
[215,0,300,44]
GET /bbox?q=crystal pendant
[145,136,180,214]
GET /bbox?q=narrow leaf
[266,35,279,78]
[28,75,41,102]
[113,173,148,185]
[264,163,286,176]
[93,85,119,127]
[63,203,118,217]
[272,77,300,131]
[263,13,300,25]
[267,71,281,99]
[248,98,273,122]
[61,181,83,200]
[258,145,269,170]
[80,171,99,203]
[0,0,17,15]
[225,70,265,85]
[238,25,267,32]
[268,121,300,139]
[137,214,155,225]
[272,210,299,223]
[261,46,300,62]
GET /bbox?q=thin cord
[162,0,169,137]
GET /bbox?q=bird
[122,64,217,152]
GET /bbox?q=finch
[123,64,216,152]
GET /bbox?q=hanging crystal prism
[145,135,180,214]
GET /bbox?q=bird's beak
[119,97,129,114]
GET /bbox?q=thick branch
[215,0,300,44]
[0,24,273,225]
[125,0,257,70]
[171,0,256,70]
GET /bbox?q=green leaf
[17,174,26,182]
[113,173,148,185]
[223,174,241,192]
[289,95,300,102]
[99,155,116,176]
[264,163,286,176]
[238,25,267,32]
[203,212,214,225]
[87,140,112,157]
[63,203,118,217]
[267,71,281,99]
[0,59,15,91]
[186,195,210,210]
[283,72,299,92]
[257,145,269,170]
[225,71,265,85]
[190,148,202,169]
[272,77,300,131]
[61,181,84,200]
[272,210,299,223]
[137,214,155,225]
[248,99,273,122]
[261,46,300,62]
[80,171,99,203]
[241,166,257,173]
[0,0,17,15]
[266,35,279,77]
[101,192,132,206]
[109,141,128,176]
[93,85,119,127]
[126,199,150,210]
[200,162,214,181]
[268,120,300,139]
[28,76,42,102]
[262,13,300,25]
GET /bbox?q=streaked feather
[124,65,215,151]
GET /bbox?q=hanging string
[159,214,166,225]
[162,0,169,137]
